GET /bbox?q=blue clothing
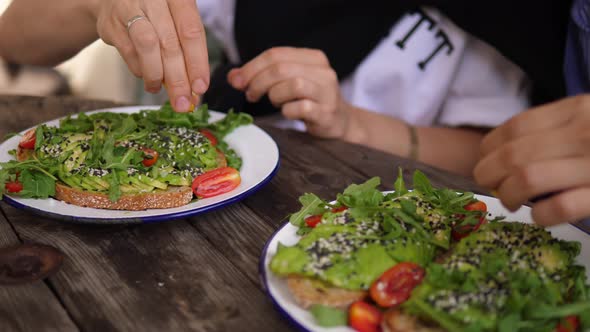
[565,0,590,95]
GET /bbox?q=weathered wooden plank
[0,204,78,332]
[244,126,374,227]
[187,204,275,286]
[2,203,290,331]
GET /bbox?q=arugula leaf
[139,102,211,128]
[394,167,408,197]
[18,169,55,199]
[337,177,383,208]
[108,171,121,202]
[310,305,347,327]
[289,193,326,227]
[111,116,137,139]
[412,170,433,196]
[208,109,253,138]
[34,125,45,150]
[216,141,242,169]
[60,113,93,132]
[498,313,520,332]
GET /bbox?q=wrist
[340,103,369,145]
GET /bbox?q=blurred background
[0,0,222,105]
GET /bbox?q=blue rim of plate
[259,220,311,332]
[258,201,590,332]
[1,159,280,224]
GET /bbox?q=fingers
[532,187,590,226]
[110,25,143,78]
[141,0,192,112]
[227,47,330,90]
[97,3,144,79]
[126,15,164,93]
[245,64,335,103]
[282,99,323,123]
[167,0,209,103]
[494,158,590,211]
[474,128,581,189]
[268,78,324,107]
[480,97,577,156]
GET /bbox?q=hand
[227,47,352,138]
[93,0,210,112]
[474,96,590,226]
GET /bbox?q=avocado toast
[268,170,590,331]
[0,103,252,210]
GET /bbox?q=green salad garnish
[0,102,252,201]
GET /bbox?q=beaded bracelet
[407,125,419,160]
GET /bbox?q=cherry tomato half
[5,181,23,193]
[305,215,322,228]
[199,129,218,146]
[370,262,425,308]
[216,149,228,168]
[19,128,36,149]
[348,301,382,332]
[141,148,159,167]
[451,200,488,241]
[192,167,241,198]
[464,200,487,212]
[555,316,580,332]
[332,206,348,213]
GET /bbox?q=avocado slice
[137,174,167,190]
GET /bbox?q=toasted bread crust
[382,309,445,332]
[16,146,33,162]
[55,183,193,210]
[286,275,367,309]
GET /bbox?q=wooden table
[0,95,486,331]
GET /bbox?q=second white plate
[260,194,590,332]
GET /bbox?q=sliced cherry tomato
[305,215,322,228]
[451,217,487,241]
[332,206,348,213]
[555,316,580,332]
[370,262,425,308]
[216,149,228,168]
[464,200,487,212]
[451,200,488,241]
[141,148,159,167]
[199,129,218,146]
[192,167,241,198]
[5,181,23,193]
[348,301,382,332]
[19,128,36,149]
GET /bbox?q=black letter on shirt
[418,29,454,70]
[395,9,435,50]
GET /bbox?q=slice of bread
[55,183,193,210]
[17,146,194,210]
[381,309,445,332]
[286,275,367,309]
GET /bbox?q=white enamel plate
[0,106,280,224]
[260,194,590,332]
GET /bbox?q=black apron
[204,0,572,115]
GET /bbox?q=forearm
[343,106,484,176]
[0,0,99,66]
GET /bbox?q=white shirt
[197,1,530,129]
